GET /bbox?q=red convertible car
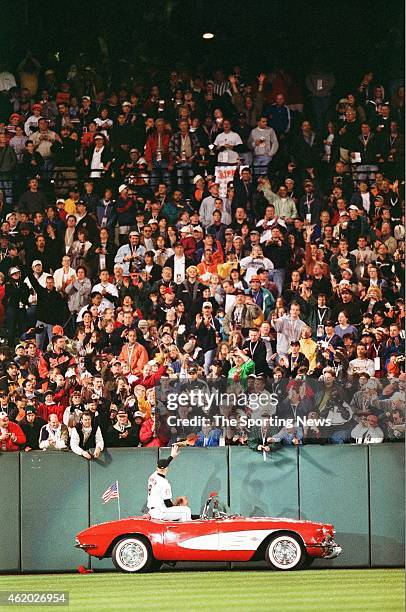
[75,493,342,572]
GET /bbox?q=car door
[163,519,222,561]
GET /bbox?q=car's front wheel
[112,536,153,573]
[265,533,305,571]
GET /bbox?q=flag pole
[116,481,121,520]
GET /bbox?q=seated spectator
[39,413,69,450]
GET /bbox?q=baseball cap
[118,184,127,194]
[250,275,261,282]
[32,103,42,111]
[202,302,213,308]
[208,181,218,189]
[122,101,131,107]
[133,411,144,419]
[179,225,190,233]
[148,218,158,225]
[192,225,203,233]
[157,458,171,469]
[0,411,8,418]
[349,205,359,211]
[9,267,20,275]
[117,408,127,416]
[234,288,246,295]
[193,175,204,184]
[339,210,349,217]
[25,406,36,415]
[164,287,174,295]
[82,96,91,101]
[31,260,42,268]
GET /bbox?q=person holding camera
[3,266,30,347]
[0,410,26,451]
[169,119,199,194]
[227,347,255,386]
[192,302,221,375]
[351,413,384,444]
[248,116,279,178]
[114,231,146,276]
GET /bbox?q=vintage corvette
[75,493,342,572]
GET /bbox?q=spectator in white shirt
[92,269,118,311]
[39,414,69,450]
[348,344,376,378]
[214,119,242,164]
[351,414,384,443]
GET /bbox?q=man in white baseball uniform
[147,444,192,521]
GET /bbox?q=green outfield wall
[0,444,403,572]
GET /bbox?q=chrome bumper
[75,538,96,550]
[323,544,342,559]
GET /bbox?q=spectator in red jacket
[140,414,171,447]
[0,411,26,451]
[37,390,65,422]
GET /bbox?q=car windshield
[201,495,231,519]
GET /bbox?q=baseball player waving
[147,444,192,521]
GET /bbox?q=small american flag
[102,481,119,504]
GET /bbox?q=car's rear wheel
[112,536,153,573]
[265,533,305,571]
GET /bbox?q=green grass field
[0,569,403,611]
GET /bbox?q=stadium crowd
[0,57,404,456]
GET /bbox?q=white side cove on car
[178,529,277,551]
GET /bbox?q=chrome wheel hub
[273,540,298,565]
[120,542,145,568]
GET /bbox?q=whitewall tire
[112,537,153,573]
[265,533,305,570]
